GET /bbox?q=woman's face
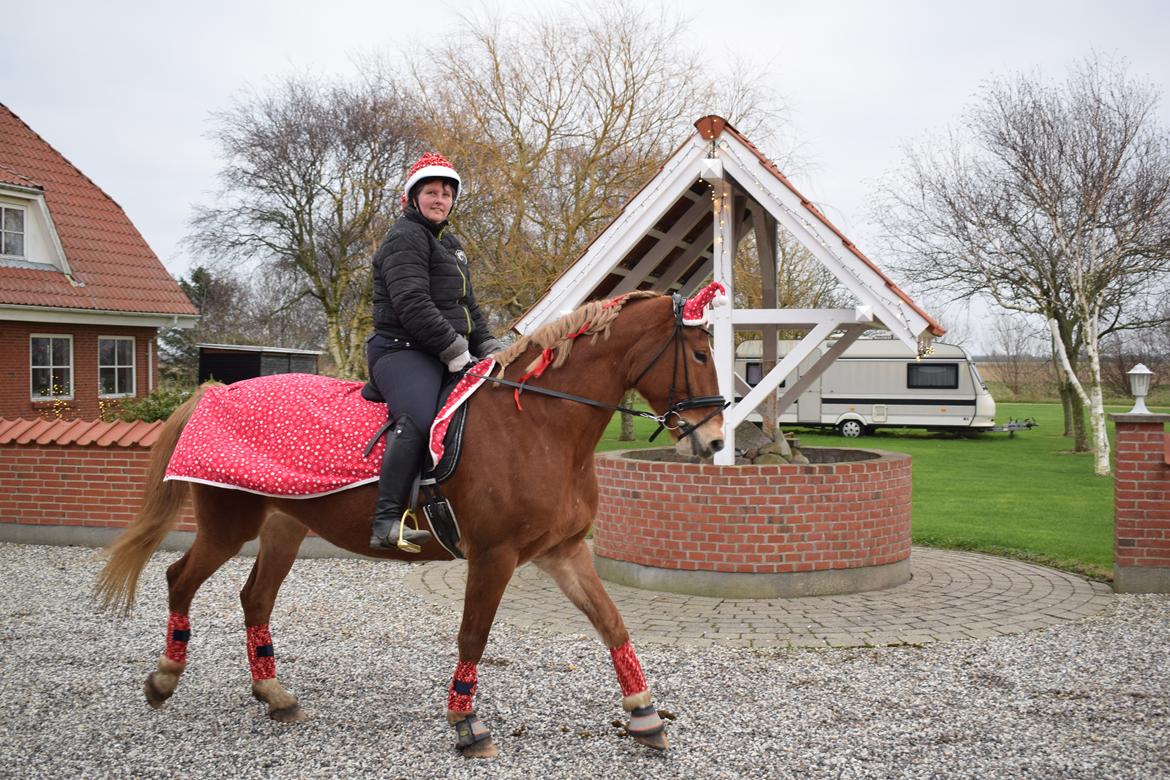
[416,180,455,224]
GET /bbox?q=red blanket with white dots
[163,359,494,497]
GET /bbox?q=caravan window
[746,362,762,386]
[744,362,784,388]
[907,363,959,389]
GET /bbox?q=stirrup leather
[396,508,423,554]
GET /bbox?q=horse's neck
[485,307,658,454]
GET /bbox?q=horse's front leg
[448,546,518,758]
[535,540,670,751]
[240,513,308,722]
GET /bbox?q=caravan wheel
[838,420,865,438]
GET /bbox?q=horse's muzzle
[675,419,725,459]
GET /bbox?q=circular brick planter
[593,447,912,598]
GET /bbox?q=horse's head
[627,289,728,459]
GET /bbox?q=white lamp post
[1127,363,1154,414]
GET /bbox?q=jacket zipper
[456,257,471,333]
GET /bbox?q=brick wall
[0,443,195,531]
[1112,414,1170,592]
[0,321,158,419]
[593,449,912,574]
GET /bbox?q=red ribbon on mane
[514,322,592,410]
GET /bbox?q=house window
[1,205,25,258]
[907,362,959,389]
[99,336,136,397]
[30,335,73,400]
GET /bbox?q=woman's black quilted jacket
[371,208,501,361]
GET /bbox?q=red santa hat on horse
[680,281,729,326]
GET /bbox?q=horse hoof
[633,729,670,751]
[143,673,173,709]
[268,704,307,723]
[458,736,499,759]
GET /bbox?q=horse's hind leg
[145,488,264,710]
[535,539,669,751]
[240,512,308,723]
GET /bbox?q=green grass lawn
[598,401,1169,581]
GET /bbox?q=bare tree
[1101,324,1169,398]
[159,266,327,384]
[989,312,1046,396]
[408,4,786,320]
[877,57,1170,475]
[187,74,419,378]
[733,228,845,350]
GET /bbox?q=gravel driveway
[1,543,1167,779]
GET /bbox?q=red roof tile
[0,162,40,189]
[0,417,164,447]
[0,104,198,317]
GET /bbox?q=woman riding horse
[367,153,503,550]
[96,273,728,759]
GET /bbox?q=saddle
[360,376,470,486]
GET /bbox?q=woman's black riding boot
[369,414,433,551]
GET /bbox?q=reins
[466,293,727,444]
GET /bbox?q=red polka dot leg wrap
[164,612,190,664]
[610,640,648,697]
[246,624,276,681]
[447,660,478,712]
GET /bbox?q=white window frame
[30,334,74,401]
[1,203,27,259]
[98,335,137,398]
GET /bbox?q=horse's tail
[94,385,208,614]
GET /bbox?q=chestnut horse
[95,289,725,757]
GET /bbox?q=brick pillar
[1111,413,1170,593]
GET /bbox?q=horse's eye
[693,350,708,365]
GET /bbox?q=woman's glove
[476,338,505,358]
[446,350,473,373]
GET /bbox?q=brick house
[0,104,198,419]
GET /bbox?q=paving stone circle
[407,547,1114,649]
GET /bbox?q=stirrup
[396,508,423,554]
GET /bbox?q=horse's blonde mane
[494,290,660,375]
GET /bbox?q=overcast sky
[4,0,1168,345]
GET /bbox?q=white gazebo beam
[730,308,873,327]
[768,324,868,415]
[724,320,840,429]
[613,196,712,295]
[515,139,709,333]
[711,175,737,464]
[717,144,927,347]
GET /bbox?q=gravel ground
[0,542,1167,780]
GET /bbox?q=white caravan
[736,339,997,437]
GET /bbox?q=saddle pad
[164,359,494,498]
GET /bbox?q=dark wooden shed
[197,343,322,384]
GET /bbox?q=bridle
[465,294,728,447]
[628,294,728,443]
